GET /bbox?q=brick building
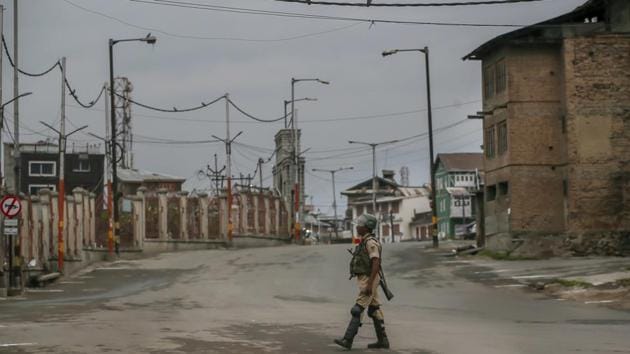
[464,0,630,256]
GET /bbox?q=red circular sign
[1,195,22,218]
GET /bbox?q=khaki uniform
[355,237,384,320]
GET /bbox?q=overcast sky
[4,0,585,215]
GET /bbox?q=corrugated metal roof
[118,168,185,183]
[436,153,483,172]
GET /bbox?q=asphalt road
[1,242,629,353]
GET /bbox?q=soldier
[334,213,390,350]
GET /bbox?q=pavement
[0,242,629,353]
[434,241,630,311]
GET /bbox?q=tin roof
[436,153,483,172]
[117,168,186,183]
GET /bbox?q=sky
[2,0,585,216]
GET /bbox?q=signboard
[4,227,18,236]
[1,195,22,218]
[4,219,18,227]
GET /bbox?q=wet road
[1,243,629,353]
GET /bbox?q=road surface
[1,242,629,353]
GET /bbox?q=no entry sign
[1,195,22,218]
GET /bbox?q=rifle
[379,268,394,301]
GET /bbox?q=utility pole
[348,139,399,242]
[39,58,87,273]
[104,83,113,256]
[59,57,66,272]
[206,153,225,196]
[312,166,353,240]
[212,94,242,242]
[12,0,19,195]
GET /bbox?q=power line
[131,0,551,28]
[114,92,226,113]
[1,35,60,77]
[227,98,287,123]
[275,0,544,7]
[64,0,364,43]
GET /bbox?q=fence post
[137,187,147,248]
[18,194,30,263]
[130,195,144,248]
[275,198,281,237]
[50,191,59,266]
[220,196,228,240]
[241,193,248,235]
[198,193,209,240]
[264,195,271,236]
[30,196,41,266]
[89,193,96,249]
[72,188,85,260]
[158,189,168,241]
[38,189,51,264]
[66,195,76,260]
[179,191,188,240]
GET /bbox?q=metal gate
[145,196,159,239]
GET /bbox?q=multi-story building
[435,153,483,239]
[272,129,305,226]
[464,0,630,255]
[342,170,431,242]
[3,142,105,196]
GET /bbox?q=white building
[342,170,431,242]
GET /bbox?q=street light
[382,46,438,248]
[312,166,353,241]
[0,92,32,190]
[348,139,399,242]
[109,33,156,254]
[284,97,317,129]
[290,77,329,241]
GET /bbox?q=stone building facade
[464,0,630,256]
[272,129,305,232]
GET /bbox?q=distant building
[117,168,185,195]
[464,0,630,255]
[435,153,483,239]
[272,129,305,222]
[3,142,105,195]
[342,170,431,242]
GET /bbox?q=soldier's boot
[334,304,363,350]
[367,319,390,349]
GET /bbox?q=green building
[434,153,483,239]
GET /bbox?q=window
[483,65,495,98]
[487,185,497,201]
[73,160,91,173]
[498,120,508,155]
[29,184,56,195]
[29,161,56,177]
[498,181,509,196]
[391,201,399,214]
[485,126,496,158]
[495,59,506,93]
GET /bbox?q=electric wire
[64,0,364,43]
[114,92,226,113]
[274,0,543,7]
[1,35,60,77]
[132,0,552,28]
[227,99,287,123]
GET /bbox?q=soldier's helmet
[354,213,378,230]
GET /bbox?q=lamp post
[0,92,31,191]
[284,97,317,129]
[290,78,329,241]
[382,46,438,248]
[109,33,156,255]
[312,166,353,240]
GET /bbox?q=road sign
[1,195,22,218]
[4,218,18,227]
[4,227,18,236]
